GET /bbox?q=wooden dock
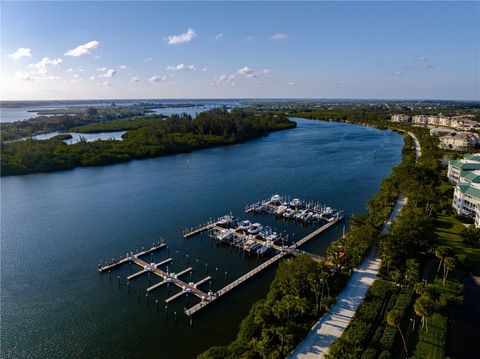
[184,214,343,316]
[99,244,210,303]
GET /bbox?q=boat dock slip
[175,267,192,278]
[98,242,166,272]
[99,244,209,303]
[147,281,167,292]
[183,215,234,238]
[194,276,211,288]
[155,258,172,267]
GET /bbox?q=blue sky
[1,1,479,100]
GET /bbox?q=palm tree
[414,295,434,332]
[434,246,447,282]
[386,310,408,357]
[443,257,456,288]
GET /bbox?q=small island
[1,107,296,175]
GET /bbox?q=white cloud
[217,74,236,81]
[144,57,153,62]
[31,57,63,74]
[65,40,100,57]
[420,63,434,69]
[242,36,253,42]
[166,63,195,71]
[271,33,288,41]
[394,71,404,76]
[130,76,140,82]
[260,68,270,75]
[8,48,32,60]
[89,75,96,80]
[238,66,254,78]
[202,67,208,72]
[149,75,167,82]
[215,32,223,40]
[14,71,35,81]
[97,67,107,72]
[167,28,197,45]
[44,75,61,81]
[101,81,111,86]
[98,69,116,78]
[288,81,297,86]
[119,65,128,70]
[73,73,81,78]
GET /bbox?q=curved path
[290,131,420,358]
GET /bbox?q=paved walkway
[408,132,422,159]
[290,132,420,358]
[290,196,407,359]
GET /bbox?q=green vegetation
[412,313,447,359]
[0,104,156,141]
[198,255,348,359]
[1,108,295,176]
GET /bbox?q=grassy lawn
[435,214,480,274]
[413,313,447,359]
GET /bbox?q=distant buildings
[436,131,480,151]
[390,113,479,131]
[391,114,410,123]
[449,153,480,227]
[390,113,480,151]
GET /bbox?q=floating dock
[99,243,214,305]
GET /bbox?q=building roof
[464,154,480,162]
[460,171,480,184]
[457,183,480,199]
[450,160,480,171]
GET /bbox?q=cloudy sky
[1,1,479,100]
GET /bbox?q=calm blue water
[0,119,403,358]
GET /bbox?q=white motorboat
[248,223,263,235]
[217,215,232,226]
[290,198,302,208]
[270,194,282,205]
[275,205,287,215]
[237,220,251,231]
[216,229,234,241]
[283,208,295,218]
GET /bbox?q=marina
[99,199,343,317]
[245,194,342,225]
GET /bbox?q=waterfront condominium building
[390,114,411,123]
[449,154,480,227]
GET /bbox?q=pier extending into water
[100,198,343,317]
[184,212,343,316]
[99,242,214,305]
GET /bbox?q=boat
[216,229,234,241]
[323,207,334,215]
[217,215,233,227]
[248,223,263,235]
[283,208,295,218]
[256,246,269,255]
[237,220,251,231]
[275,205,287,215]
[266,233,279,244]
[290,198,302,208]
[270,194,282,205]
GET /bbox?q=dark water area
[0,119,403,358]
